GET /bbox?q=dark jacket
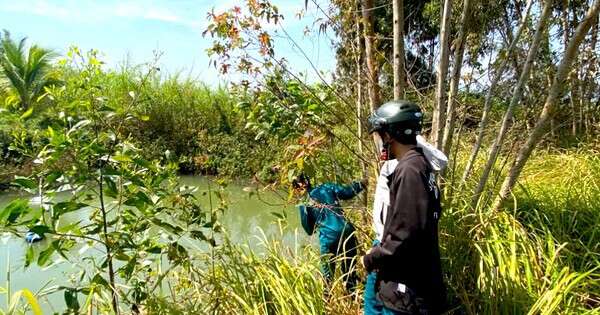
[363,148,445,312]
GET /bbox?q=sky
[0,0,337,84]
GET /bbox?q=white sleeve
[416,135,448,172]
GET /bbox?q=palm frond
[25,45,55,87]
[1,35,27,75]
[0,34,56,109]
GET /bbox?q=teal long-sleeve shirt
[307,181,364,235]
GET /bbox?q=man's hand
[361,247,374,270]
[360,177,369,188]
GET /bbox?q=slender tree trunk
[461,0,533,185]
[561,0,577,136]
[472,0,552,208]
[493,0,600,211]
[581,15,599,135]
[393,0,405,99]
[361,0,381,111]
[442,0,471,155]
[355,12,369,213]
[432,0,453,149]
[503,5,523,79]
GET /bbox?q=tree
[441,0,471,155]
[461,0,534,185]
[393,0,405,99]
[494,0,600,211]
[354,8,370,211]
[431,0,453,149]
[361,0,381,111]
[0,31,57,111]
[472,0,553,208]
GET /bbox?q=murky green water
[0,176,310,312]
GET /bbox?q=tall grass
[441,149,600,314]
[145,226,362,314]
[0,66,281,184]
[151,149,600,315]
[4,150,598,314]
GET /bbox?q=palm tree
[0,31,57,111]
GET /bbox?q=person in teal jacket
[294,174,366,291]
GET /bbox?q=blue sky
[0,0,337,84]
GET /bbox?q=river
[0,176,310,312]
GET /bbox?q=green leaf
[68,119,91,133]
[26,206,43,224]
[124,191,153,211]
[151,218,183,234]
[25,246,34,268]
[45,171,62,185]
[113,154,132,163]
[13,176,37,190]
[0,199,30,225]
[114,252,130,261]
[56,221,82,234]
[29,225,51,237]
[47,126,55,139]
[135,191,153,205]
[146,245,162,254]
[38,246,56,266]
[133,158,153,170]
[167,242,188,261]
[103,177,118,198]
[20,107,34,120]
[270,212,285,220]
[98,105,115,112]
[53,201,88,217]
[190,230,216,247]
[91,274,109,288]
[64,289,80,311]
[52,239,71,260]
[120,258,136,279]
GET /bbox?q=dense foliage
[1,0,600,313]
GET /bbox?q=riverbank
[0,176,307,312]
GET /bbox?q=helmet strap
[383,139,395,160]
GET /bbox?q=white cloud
[1,0,73,19]
[0,0,202,29]
[112,2,202,28]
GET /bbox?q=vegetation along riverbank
[1,0,600,314]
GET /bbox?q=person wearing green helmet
[362,100,446,315]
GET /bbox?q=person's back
[308,182,361,236]
[363,100,446,314]
[365,136,447,315]
[380,148,444,311]
[295,177,365,291]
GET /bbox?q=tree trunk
[431,0,453,149]
[472,0,552,208]
[562,0,580,137]
[503,5,523,79]
[355,11,369,213]
[393,0,405,100]
[493,0,600,211]
[580,14,599,135]
[461,0,533,186]
[361,0,381,111]
[442,0,471,155]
